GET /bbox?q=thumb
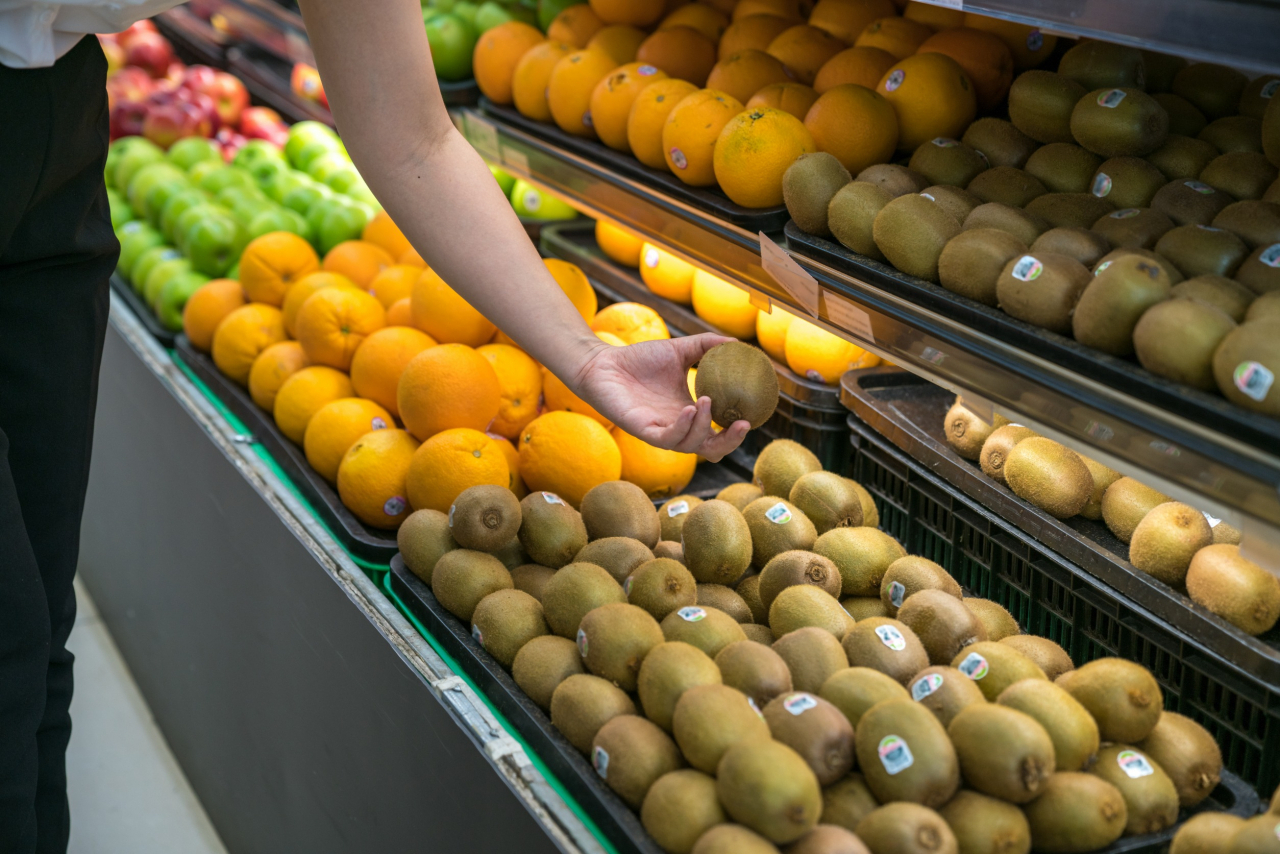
[671,332,735,371]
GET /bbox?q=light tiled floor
[66,579,227,854]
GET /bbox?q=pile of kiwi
[397,438,1251,854]
[783,41,1280,420]
[944,400,1280,637]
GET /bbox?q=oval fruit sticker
[878,735,914,775]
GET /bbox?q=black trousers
[0,36,116,853]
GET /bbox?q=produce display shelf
[845,408,1280,797]
[153,6,228,68]
[109,273,176,349]
[225,44,336,126]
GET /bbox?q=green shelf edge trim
[380,572,620,854]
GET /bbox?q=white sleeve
[0,0,188,68]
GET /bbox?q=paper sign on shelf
[914,0,962,8]
[759,232,821,318]
[749,291,773,313]
[823,291,875,345]
[1240,516,1280,580]
[465,113,500,160]
[502,147,530,176]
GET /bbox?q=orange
[473,21,546,104]
[587,25,647,64]
[766,25,846,87]
[731,0,803,23]
[211,303,286,385]
[547,4,604,47]
[803,83,898,172]
[746,82,820,121]
[590,0,664,27]
[903,0,964,30]
[304,398,394,483]
[713,107,816,208]
[397,343,502,440]
[399,245,427,267]
[248,340,310,412]
[662,89,745,186]
[488,433,527,497]
[596,219,643,267]
[639,242,696,303]
[518,411,622,507]
[182,278,244,352]
[807,0,895,42]
[366,264,421,308]
[718,15,793,61]
[589,62,669,151]
[295,286,386,371]
[238,232,320,307]
[962,13,1055,70]
[854,16,933,60]
[660,3,729,41]
[706,50,791,105]
[756,305,795,361]
[813,46,897,94]
[477,343,543,439]
[386,297,413,326]
[547,48,619,138]
[336,429,420,529]
[917,27,1013,111]
[273,365,355,444]
[362,210,413,260]
[784,315,879,383]
[405,428,510,513]
[875,52,976,151]
[350,326,437,417]
[410,266,497,346]
[590,302,670,343]
[542,365,611,427]
[544,258,598,321]
[513,41,575,122]
[281,271,357,338]
[322,240,395,290]
[636,27,717,87]
[691,269,758,337]
[626,78,699,170]
[612,427,697,499]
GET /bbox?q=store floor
[66,578,228,854]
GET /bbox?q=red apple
[205,72,249,128]
[143,102,212,150]
[125,31,173,78]
[239,106,287,142]
[110,99,149,140]
[215,127,249,162]
[108,66,153,102]
[184,91,220,133]
[180,64,218,94]
[115,19,157,51]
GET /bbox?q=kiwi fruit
[716,640,793,707]
[908,666,986,728]
[856,803,958,854]
[755,439,822,497]
[737,574,768,623]
[963,203,1047,245]
[999,635,1075,680]
[841,617,929,685]
[512,634,585,710]
[692,825,780,854]
[980,424,1038,485]
[1071,87,1169,157]
[663,604,749,657]
[1238,242,1280,293]
[718,739,823,844]
[1091,206,1175,249]
[398,508,457,583]
[577,602,664,691]
[541,562,627,638]
[784,152,852,237]
[951,641,1048,701]
[1089,743,1180,836]
[897,589,988,665]
[856,163,930,197]
[942,399,996,458]
[550,672,637,754]
[1153,94,1208,137]
[1172,274,1256,320]
[1096,245,1184,281]
[1134,297,1237,389]
[1201,152,1279,200]
[966,166,1049,207]
[1022,772,1128,853]
[1057,657,1163,742]
[963,118,1039,168]
[1137,711,1222,807]
[1267,94,1280,168]
[447,484,521,551]
[843,596,890,621]
[659,496,702,543]
[789,472,864,534]
[577,536,655,584]
[682,500,753,584]
[1025,143,1104,194]
[637,640,722,730]
[519,491,589,567]
[1129,501,1214,586]
[1058,41,1146,91]
[759,550,843,612]
[1211,519,1244,546]
[828,181,893,260]
[1074,252,1174,356]
[1031,227,1110,267]
[1025,193,1116,229]
[628,557,698,620]
[855,698,961,807]
[1089,156,1167,209]
[1186,543,1280,636]
[591,714,684,808]
[672,682,772,775]
[948,704,1055,803]
[1213,319,1280,415]
[1213,200,1280,248]
[938,790,1031,854]
[1079,455,1122,521]
[872,193,962,282]
[1248,291,1280,322]
[775,626,850,693]
[880,556,961,615]
[1101,478,1170,543]
[698,584,753,623]
[470,589,548,668]
[821,774,881,833]
[819,666,910,730]
[997,678,1100,771]
[770,586,852,639]
[1240,75,1280,120]
[1140,51,1186,94]
[745,497,818,569]
[785,824,870,854]
[718,482,764,510]
[1148,134,1219,180]
[921,185,983,224]
[1009,71,1087,144]
[1170,813,1248,854]
[742,623,777,644]
[1200,115,1264,155]
[848,480,879,528]
[909,139,990,187]
[996,251,1092,334]
[1155,224,1249,278]
[1151,178,1234,225]
[641,769,728,854]
[1173,63,1247,119]
[763,692,856,785]
[432,549,513,622]
[581,480,661,547]
[511,563,556,601]
[489,536,529,571]
[1228,815,1280,853]
[962,598,1019,641]
[696,342,780,430]
[938,229,1027,306]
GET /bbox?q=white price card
[915,0,962,8]
[501,147,529,176]
[823,291,875,345]
[759,232,821,318]
[465,113,500,160]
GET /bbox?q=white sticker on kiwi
[1116,749,1155,779]
[592,746,610,779]
[1094,260,1112,276]
[912,673,944,701]
[1203,512,1221,527]
[1184,180,1215,195]
[1260,244,1280,268]
[1110,208,1141,219]
[472,624,484,645]
[1234,361,1274,402]
[623,576,633,595]
[1091,173,1112,197]
[765,502,793,524]
[1097,89,1126,108]
[878,735,914,775]
[932,138,960,147]
[677,606,707,622]
[783,693,818,715]
[1262,79,1280,99]
[1011,255,1043,282]
[541,492,566,505]
[958,652,989,680]
[875,625,906,651]
[576,628,589,658]
[448,504,456,527]
[667,500,690,517]
[889,581,907,608]
[920,192,936,201]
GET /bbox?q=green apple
[112,143,165,193]
[168,137,223,172]
[233,140,284,171]
[132,245,183,295]
[141,176,194,226]
[184,213,245,278]
[216,185,266,210]
[230,198,277,227]
[246,207,309,241]
[228,261,240,281]
[107,188,134,230]
[537,0,583,31]
[323,167,363,193]
[424,12,477,81]
[144,256,193,309]
[343,179,382,211]
[306,150,352,183]
[474,0,513,31]
[283,181,333,215]
[488,163,515,196]
[506,5,536,25]
[126,161,186,213]
[155,271,212,331]
[248,157,290,188]
[159,189,212,242]
[106,136,161,189]
[116,222,163,279]
[294,138,343,174]
[264,169,311,203]
[187,159,225,187]
[307,198,369,254]
[445,3,478,28]
[284,121,340,167]
[510,179,577,220]
[198,165,255,195]
[173,203,232,254]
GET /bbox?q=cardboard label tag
[824,291,876,345]
[759,232,820,318]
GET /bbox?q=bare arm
[294,0,748,459]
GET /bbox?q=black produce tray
[111,272,176,349]
[388,555,665,854]
[785,222,1280,456]
[174,334,398,564]
[482,99,789,232]
[845,402,1280,797]
[226,46,334,127]
[153,6,227,67]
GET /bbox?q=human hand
[572,333,751,463]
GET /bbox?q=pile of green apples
[489,161,579,221]
[421,0,542,82]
